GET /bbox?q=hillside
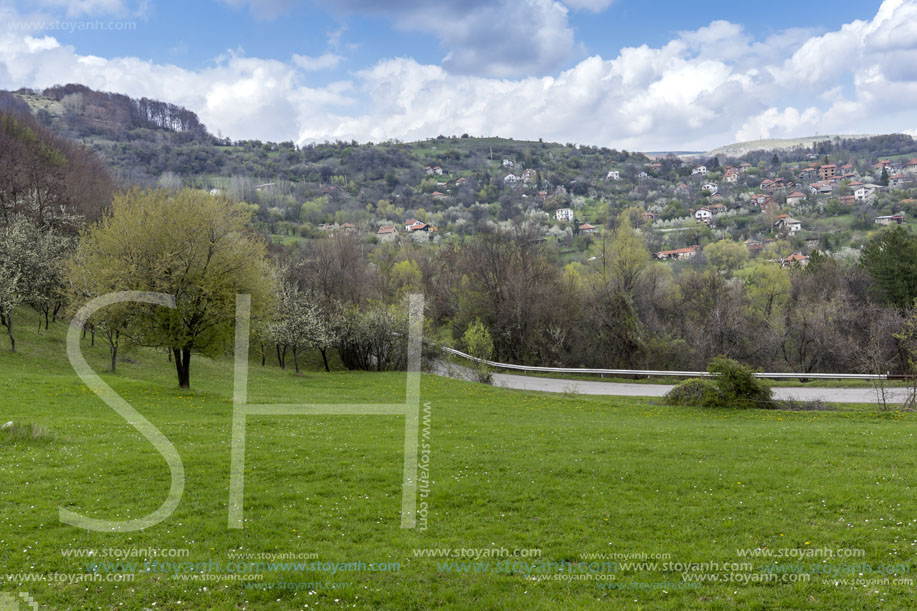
[707,135,876,158]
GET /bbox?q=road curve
[433,362,911,404]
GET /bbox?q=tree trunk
[293,346,300,374]
[259,341,266,367]
[44,310,49,330]
[2,311,13,353]
[276,344,286,369]
[173,347,191,388]
[90,326,95,347]
[109,330,119,373]
[320,348,330,372]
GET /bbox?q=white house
[606,170,620,181]
[774,216,802,235]
[504,173,520,184]
[854,185,876,202]
[555,208,575,222]
[694,208,713,223]
[502,159,515,168]
[692,166,707,176]
[522,168,537,184]
[702,183,718,195]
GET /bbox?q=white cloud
[228,0,580,77]
[291,53,343,71]
[561,0,615,12]
[1,0,917,150]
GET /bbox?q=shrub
[665,378,722,407]
[664,357,773,409]
[461,320,494,384]
[707,356,773,409]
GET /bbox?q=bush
[708,355,773,409]
[461,319,494,384]
[664,357,773,409]
[664,378,721,407]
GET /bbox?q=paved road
[434,361,911,404]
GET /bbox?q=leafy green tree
[861,225,917,310]
[72,188,276,387]
[462,319,494,383]
[880,166,890,187]
[609,211,650,293]
[704,239,748,276]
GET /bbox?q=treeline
[274,213,917,377]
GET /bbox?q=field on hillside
[1,309,917,609]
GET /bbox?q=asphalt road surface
[434,362,911,404]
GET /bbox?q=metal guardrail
[438,345,890,380]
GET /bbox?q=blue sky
[0,0,913,150]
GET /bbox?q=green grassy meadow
[1,308,917,609]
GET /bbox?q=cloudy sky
[1,0,914,150]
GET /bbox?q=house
[675,183,689,195]
[750,193,769,205]
[694,208,713,224]
[504,173,520,184]
[340,223,356,233]
[782,253,810,267]
[655,245,700,260]
[903,159,917,175]
[579,223,598,234]
[455,177,469,185]
[798,167,817,181]
[641,211,657,222]
[555,208,575,222]
[724,168,739,183]
[760,198,780,213]
[760,178,776,191]
[854,185,876,202]
[875,214,905,226]
[702,183,718,195]
[839,195,856,206]
[502,159,515,168]
[786,191,806,205]
[431,191,446,200]
[707,202,727,213]
[889,173,909,189]
[691,165,707,175]
[606,170,621,180]
[774,215,802,235]
[377,225,398,242]
[424,166,434,175]
[433,166,443,175]
[745,239,764,254]
[809,181,834,195]
[637,171,649,178]
[255,182,275,192]
[819,164,837,180]
[208,188,223,196]
[522,168,537,184]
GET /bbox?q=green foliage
[665,356,773,409]
[461,319,494,383]
[861,225,917,310]
[703,239,748,275]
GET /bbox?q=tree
[861,225,917,310]
[704,239,748,276]
[72,188,275,387]
[270,278,336,374]
[0,216,68,351]
[461,319,494,383]
[880,166,890,187]
[609,212,650,294]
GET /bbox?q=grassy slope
[1,308,916,610]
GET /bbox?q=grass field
[1,308,917,609]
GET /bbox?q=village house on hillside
[555,208,574,222]
[377,225,398,242]
[655,245,700,260]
